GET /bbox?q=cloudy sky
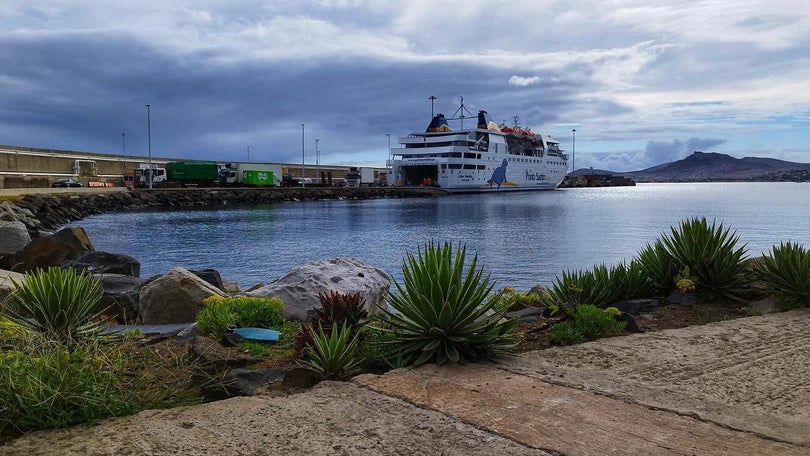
[2,1,809,172]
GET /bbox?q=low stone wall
[0,186,447,237]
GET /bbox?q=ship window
[449,164,462,169]
[463,165,475,169]
[441,164,447,169]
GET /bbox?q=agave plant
[299,322,362,380]
[379,242,518,366]
[635,240,677,294]
[659,217,750,302]
[294,291,368,356]
[4,267,105,346]
[754,241,810,309]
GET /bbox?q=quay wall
[1,186,448,238]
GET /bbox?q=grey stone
[190,268,224,291]
[94,273,143,324]
[64,251,141,277]
[0,221,31,256]
[247,257,391,322]
[216,368,287,399]
[614,298,663,314]
[139,267,226,324]
[0,269,25,303]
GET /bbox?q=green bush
[0,337,199,433]
[380,242,518,366]
[299,322,362,380]
[755,242,810,309]
[4,267,105,346]
[494,288,543,311]
[660,217,750,302]
[357,319,405,372]
[196,296,285,339]
[548,304,627,345]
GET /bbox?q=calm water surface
[68,183,810,291]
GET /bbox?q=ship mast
[448,96,475,130]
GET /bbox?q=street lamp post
[145,104,152,189]
[301,123,305,187]
[428,95,437,118]
[315,138,323,183]
[386,133,391,166]
[571,128,576,177]
[247,145,251,162]
[122,132,126,155]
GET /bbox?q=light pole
[247,145,251,162]
[386,133,391,167]
[428,95,437,118]
[571,128,576,177]
[121,132,126,155]
[301,123,305,187]
[145,104,152,189]
[315,138,323,183]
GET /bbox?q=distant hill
[617,152,810,182]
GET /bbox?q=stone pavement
[3,309,809,455]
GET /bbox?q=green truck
[242,169,276,186]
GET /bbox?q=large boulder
[8,227,94,273]
[139,267,226,324]
[0,221,31,256]
[94,273,143,324]
[64,251,141,277]
[247,257,391,322]
[0,269,25,303]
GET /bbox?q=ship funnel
[426,113,452,132]
[477,110,501,131]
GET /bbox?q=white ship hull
[388,109,568,193]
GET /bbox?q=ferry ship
[388,101,569,193]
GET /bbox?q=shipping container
[242,170,275,186]
[165,161,220,183]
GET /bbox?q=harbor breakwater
[0,186,448,238]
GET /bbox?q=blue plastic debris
[233,327,280,342]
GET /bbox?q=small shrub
[4,267,105,346]
[548,304,627,345]
[357,320,405,372]
[495,288,542,311]
[660,217,750,302]
[380,242,518,366]
[755,242,810,309]
[196,296,284,339]
[299,322,362,380]
[294,291,368,356]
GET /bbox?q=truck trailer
[344,167,376,187]
[223,163,283,186]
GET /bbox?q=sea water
[68,182,810,291]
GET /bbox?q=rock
[0,221,31,256]
[188,336,256,371]
[0,269,26,303]
[8,227,94,273]
[94,273,143,324]
[175,322,201,346]
[615,312,644,333]
[505,306,543,324]
[282,367,322,389]
[666,291,697,306]
[64,251,141,277]
[139,267,226,324]
[527,285,547,300]
[208,368,287,401]
[221,278,241,295]
[749,295,778,314]
[614,298,663,314]
[247,257,391,322]
[190,268,224,291]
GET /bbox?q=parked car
[51,178,83,188]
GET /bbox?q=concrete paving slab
[1,382,548,456]
[503,309,810,445]
[356,363,807,456]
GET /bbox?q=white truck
[344,167,375,187]
[222,163,283,186]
